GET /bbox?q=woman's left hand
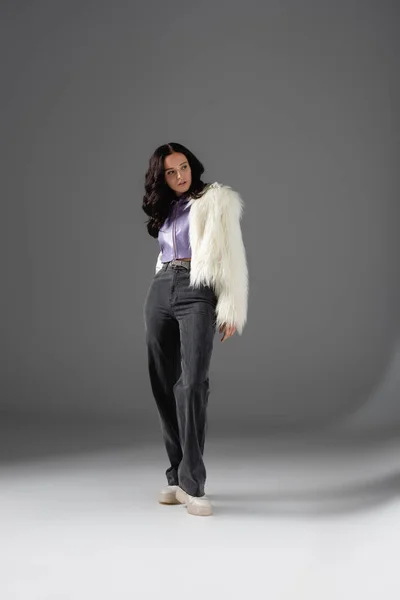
[219,323,237,342]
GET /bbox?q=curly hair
[142,142,209,238]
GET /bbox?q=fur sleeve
[213,186,249,335]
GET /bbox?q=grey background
[1,0,399,443]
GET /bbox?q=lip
[178,182,187,186]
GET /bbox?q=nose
[176,171,182,180]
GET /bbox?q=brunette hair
[142,142,208,238]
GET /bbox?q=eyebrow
[164,161,188,171]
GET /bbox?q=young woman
[142,142,248,516]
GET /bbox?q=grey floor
[1,419,400,599]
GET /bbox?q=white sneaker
[158,485,180,504]
[176,486,213,516]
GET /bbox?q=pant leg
[172,272,217,497]
[144,269,182,485]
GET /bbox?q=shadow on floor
[210,470,400,517]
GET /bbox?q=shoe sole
[158,493,180,505]
[187,504,213,516]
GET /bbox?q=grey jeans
[143,261,217,497]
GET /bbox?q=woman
[142,142,248,516]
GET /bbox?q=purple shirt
[158,195,192,262]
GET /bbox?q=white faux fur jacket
[155,182,249,335]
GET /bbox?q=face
[164,152,192,196]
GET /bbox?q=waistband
[162,259,191,271]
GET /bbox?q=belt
[163,259,191,270]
